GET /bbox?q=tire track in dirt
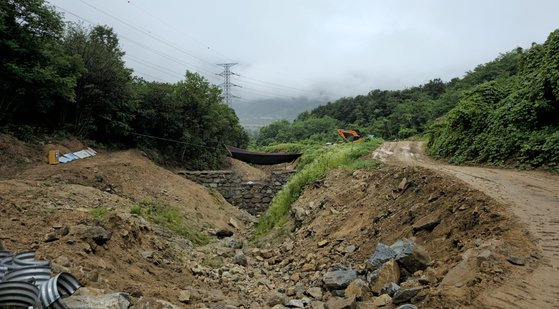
[372,141,559,308]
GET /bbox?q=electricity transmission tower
[217,63,240,105]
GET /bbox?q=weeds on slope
[131,200,211,245]
[255,138,382,236]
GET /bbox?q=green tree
[0,0,80,132]
[133,72,248,169]
[62,23,133,141]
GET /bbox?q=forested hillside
[0,0,248,169]
[427,30,559,168]
[257,30,558,169]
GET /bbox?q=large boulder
[390,239,415,260]
[390,239,430,273]
[70,225,112,245]
[134,298,181,309]
[325,296,356,309]
[367,243,397,270]
[323,269,357,291]
[344,279,371,301]
[412,213,440,234]
[268,291,288,307]
[370,260,401,294]
[392,287,424,304]
[397,245,430,273]
[65,292,130,309]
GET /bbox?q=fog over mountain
[232,97,325,131]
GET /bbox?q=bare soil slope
[263,165,536,308]
[0,147,255,307]
[372,141,559,308]
[18,150,244,230]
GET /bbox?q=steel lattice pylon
[217,63,239,105]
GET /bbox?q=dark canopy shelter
[225,145,302,165]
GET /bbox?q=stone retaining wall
[177,170,295,215]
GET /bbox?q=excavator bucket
[337,129,362,142]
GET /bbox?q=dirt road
[372,141,559,308]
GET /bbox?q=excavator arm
[337,129,362,142]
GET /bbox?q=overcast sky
[49,0,559,102]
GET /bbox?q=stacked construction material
[0,250,81,308]
[58,148,97,164]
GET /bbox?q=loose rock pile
[254,238,429,308]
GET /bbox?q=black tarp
[225,145,302,165]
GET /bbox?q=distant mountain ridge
[232,97,324,130]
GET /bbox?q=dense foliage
[257,30,558,169]
[133,74,249,168]
[0,0,248,169]
[254,116,341,146]
[427,31,559,169]
[255,78,450,146]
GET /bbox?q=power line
[124,0,318,98]
[130,132,223,150]
[236,74,314,94]
[56,3,318,100]
[234,76,314,97]
[124,56,182,80]
[119,36,217,79]
[77,0,219,71]
[126,0,233,63]
[132,70,167,82]
[54,4,217,81]
[239,87,301,99]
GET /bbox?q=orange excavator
[337,129,363,143]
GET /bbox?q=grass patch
[130,199,211,245]
[255,138,382,236]
[91,207,112,221]
[256,141,339,170]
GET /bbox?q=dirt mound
[0,134,43,179]
[374,141,559,308]
[42,137,86,157]
[19,150,248,231]
[0,133,91,180]
[256,165,536,308]
[0,180,244,305]
[225,157,269,180]
[0,146,256,307]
